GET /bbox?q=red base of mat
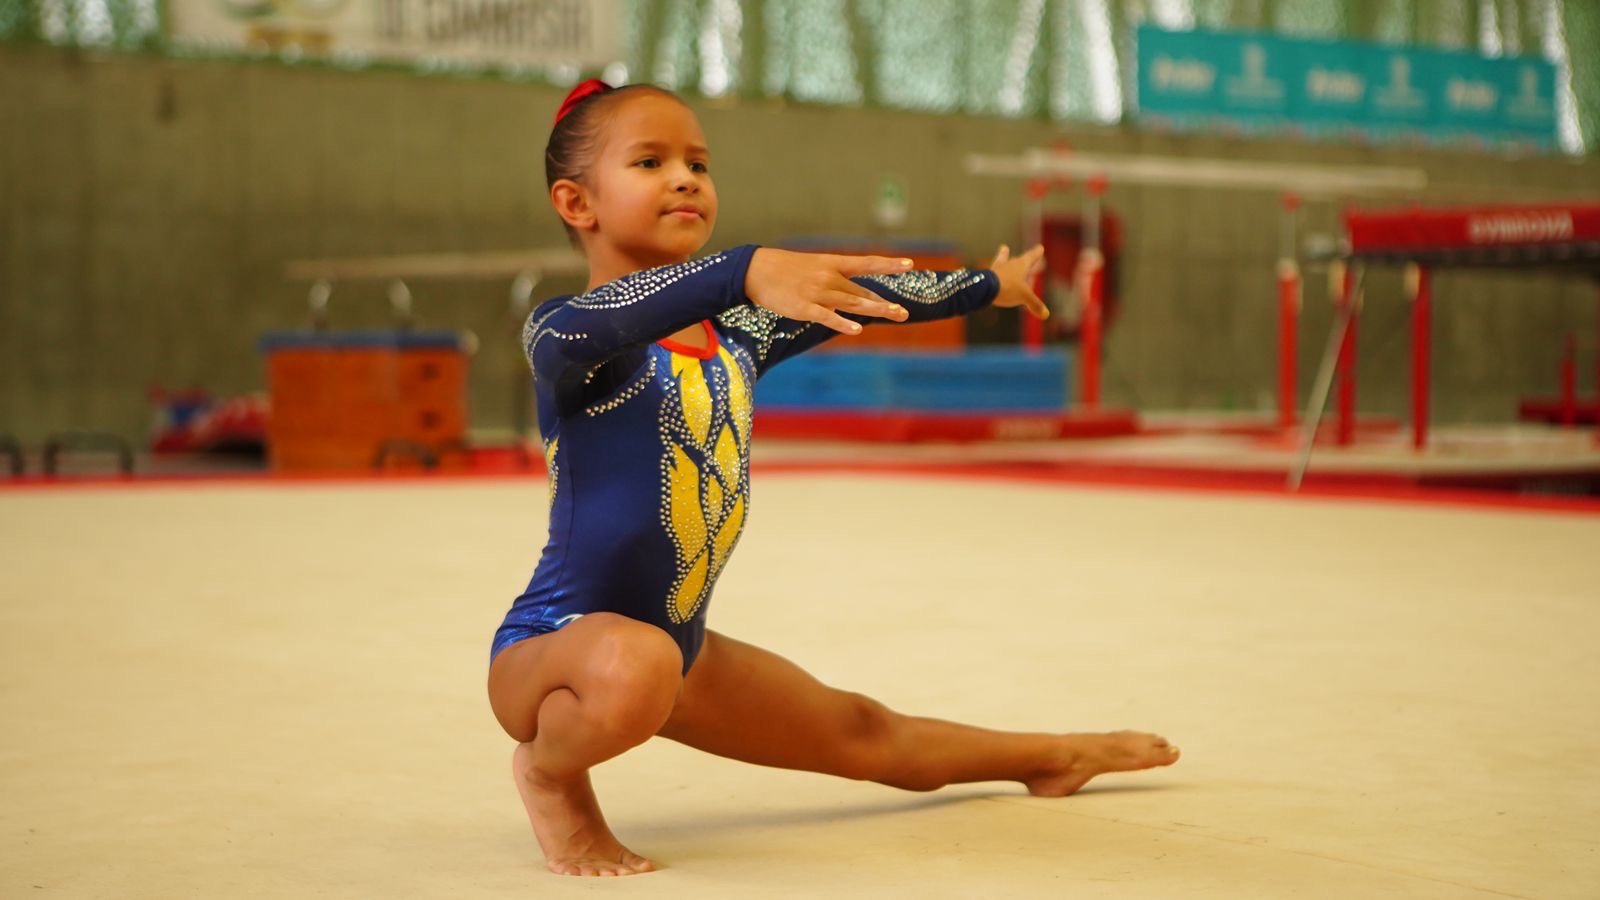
[459,445,538,473]
[1518,397,1600,427]
[751,409,1140,443]
[1135,416,1405,447]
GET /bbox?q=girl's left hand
[988,244,1050,319]
[745,249,913,335]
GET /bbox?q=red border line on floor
[2,459,1598,516]
[0,470,539,492]
[751,460,1600,515]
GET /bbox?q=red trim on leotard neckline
[656,320,719,359]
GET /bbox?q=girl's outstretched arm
[524,245,761,390]
[526,248,915,378]
[527,247,917,409]
[717,244,1047,375]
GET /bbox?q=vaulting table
[1329,203,1600,449]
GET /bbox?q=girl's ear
[551,179,597,232]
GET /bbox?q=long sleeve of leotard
[524,244,760,394]
[715,267,999,376]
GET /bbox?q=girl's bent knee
[584,617,683,686]
[582,619,683,738]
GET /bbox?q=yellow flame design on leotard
[544,437,559,508]
[662,345,751,623]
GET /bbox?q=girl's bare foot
[511,743,657,877]
[1024,730,1181,797]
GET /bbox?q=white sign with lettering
[170,0,621,68]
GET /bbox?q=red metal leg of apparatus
[1078,175,1107,410]
[1277,263,1299,429]
[1021,182,1048,352]
[1410,265,1431,450]
[1337,265,1358,447]
[1080,250,1105,410]
[1277,192,1301,430]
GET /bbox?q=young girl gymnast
[487,79,1180,877]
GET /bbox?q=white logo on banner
[1507,66,1552,121]
[171,0,621,67]
[1224,44,1283,103]
[1446,78,1497,112]
[1306,67,1363,104]
[1150,55,1216,93]
[1374,56,1426,113]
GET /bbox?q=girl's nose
[671,165,699,192]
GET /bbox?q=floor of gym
[3,462,1596,898]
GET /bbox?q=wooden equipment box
[260,331,469,472]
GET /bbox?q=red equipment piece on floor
[1337,203,1600,449]
[1020,171,1123,412]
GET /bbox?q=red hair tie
[554,79,612,125]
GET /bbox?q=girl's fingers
[1019,244,1045,277]
[1023,290,1050,319]
[831,276,887,303]
[830,290,907,320]
[831,254,916,278]
[824,275,908,319]
[817,311,864,335]
[789,299,863,335]
[998,287,1049,319]
[990,244,1011,268]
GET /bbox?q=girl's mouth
[665,206,703,220]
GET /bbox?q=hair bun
[554,79,613,125]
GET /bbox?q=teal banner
[1136,26,1557,152]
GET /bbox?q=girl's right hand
[987,244,1051,319]
[745,249,914,335]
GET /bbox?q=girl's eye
[636,158,659,169]
[689,161,709,173]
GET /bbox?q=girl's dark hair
[545,83,680,243]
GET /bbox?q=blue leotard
[490,244,999,672]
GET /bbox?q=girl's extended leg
[487,613,684,876]
[659,631,1179,796]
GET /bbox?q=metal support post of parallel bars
[1336,261,1360,447]
[1277,192,1301,430]
[1078,175,1107,411]
[1022,179,1049,352]
[1409,263,1431,450]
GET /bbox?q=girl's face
[580,92,717,267]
